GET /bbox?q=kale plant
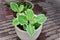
[10,2,47,36]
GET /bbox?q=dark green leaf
[33,22,41,28]
[10,2,19,12]
[24,6,28,10]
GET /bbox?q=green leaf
[26,24,35,36]
[12,18,19,26]
[36,14,47,24]
[19,5,24,12]
[30,18,36,24]
[10,2,19,12]
[25,9,34,20]
[33,22,40,28]
[17,13,28,25]
[24,6,28,10]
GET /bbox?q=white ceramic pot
[15,25,42,40]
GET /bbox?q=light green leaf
[17,13,28,25]
[30,18,36,24]
[12,18,19,26]
[36,14,47,24]
[10,2,19,12]
[26,24,35,36]
[23,24,27,30]
[19,5,24,12]
[25,9,34,20]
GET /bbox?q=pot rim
[15,24,42,33]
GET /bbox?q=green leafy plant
[10,2,32,13]
[10,2,47,36]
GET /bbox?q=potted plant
[10,2,47,40]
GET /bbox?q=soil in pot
[17,24,24,30]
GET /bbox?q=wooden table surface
[0,0,60,40]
